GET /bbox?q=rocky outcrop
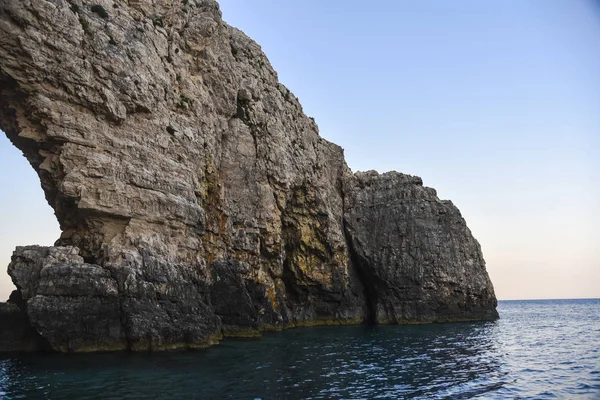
[7,246,220,351]
[344,172,498,323]
[0,0,498,352]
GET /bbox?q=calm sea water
[1,299,599,399]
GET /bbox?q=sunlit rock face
[0,0,497,352]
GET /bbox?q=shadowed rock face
[344,172,498,324]
[0,297,48,352]
[0,0,498,352]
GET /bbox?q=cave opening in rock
[0,130,61,301]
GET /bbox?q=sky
[1,0,599,301]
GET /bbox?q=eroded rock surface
[0,0,498,352]
[344,172,498,323]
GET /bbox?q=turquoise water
[1,299,599,399]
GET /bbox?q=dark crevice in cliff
[340,189,377,325]
[233,90,262,163]
[104,268,132,351]
[82,255,97,264]
[233,92,250,123]
[117,297,132,351]
[280,257,305,306]
[343,225,378,325]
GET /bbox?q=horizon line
[498,297,599,301]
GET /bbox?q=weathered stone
[344,171,498,324]
[8,246,125,352]
[0,0,497,352]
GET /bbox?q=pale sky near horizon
[1,0,599,301]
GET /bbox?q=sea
[1,298,599,399]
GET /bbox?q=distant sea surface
[1,299,599,399]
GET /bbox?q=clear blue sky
[1,0,599,300]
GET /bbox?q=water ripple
[1,299,599,399]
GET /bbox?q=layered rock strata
[0,0,498,352]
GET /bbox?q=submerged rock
[0,0,498,352]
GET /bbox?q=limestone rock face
[0,0,497,352]
[8,246,220,351]
[344,172,498,323]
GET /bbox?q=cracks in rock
[117,294,132,351]
[343,225,378,325]
[231,89,309,315]
[233,91,250,124]
[232,89,261,165]
[280,257,304,305]
[340,188,378,325]
[103,264,132,351]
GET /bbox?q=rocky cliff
[0,0,498,352]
